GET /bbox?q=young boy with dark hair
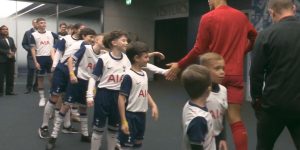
[181,64,216,150]
[118,41,158,149]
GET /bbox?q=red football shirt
[178,5,257,76]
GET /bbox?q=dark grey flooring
[0,77,297,150]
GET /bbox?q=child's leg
[79,106,89,137]
[51,104,71,138]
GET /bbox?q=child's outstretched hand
[86,98,94,107]
[151,106,159,121]
[121,120,130,135]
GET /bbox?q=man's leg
[26,56,35,93]
[255,110,285,150]
[5,61,15,94]
[286,116,300,149]
[0,63,5,95]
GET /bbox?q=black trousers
[255,109,300,150]
[0,61,15,94]
[26,56,37,90]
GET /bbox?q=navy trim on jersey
[130,69,145,76]
[119,75,132,97]
[92,58,104,80]
[51,32,59,40]
[71,34,79,40]
[188,101,208,112]
[73,45,86,61]
[109,52,123,60]
[187,116,208,145]
[56,38,66,52]
[211,83,220,93]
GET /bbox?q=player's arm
[118,75,132,135]
[67,46,86,84]
[187,116,208,150]
[147,93,158,120]
[30,34,40,70]
[86,58,104,107]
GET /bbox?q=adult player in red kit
[166,0,257,149]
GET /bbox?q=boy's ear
[133,55,139,62]
[111,40,117,46]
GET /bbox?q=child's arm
[217,118,228,150]
[187,117,207,150]
[143,63,168,75]
[147,93,159,120]
[118,94,130,135]
[118,74,133,135]
[148,51,165,60]
[67,57,77,84]
[51,49,62,72]
[86,58,104,107]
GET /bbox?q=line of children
[46,28,98,150]
[39,24,85,139]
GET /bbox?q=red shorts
[222,75,244,104]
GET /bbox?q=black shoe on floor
[6,92,16,95]
[46,137,56,150]
[80,134,91,143]
[38,126,50,139]
[62,126,79,134]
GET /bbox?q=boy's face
[83,35,95,44]
[38,20,46,31]
[135,53,149,67]
[94,35,104,47]
[113,35,128,52]
[206,59,225,84]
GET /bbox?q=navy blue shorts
[36,56,52,76]
[119,111,146,148]
[93,88,120,130]
[64,78,88,106]
[50,64,69,95]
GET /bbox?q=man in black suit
[22,19,38,94]
[0,25,17,96]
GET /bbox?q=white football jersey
[31,31,56,56]
[74,45,101,80]
[92,52,131,90]
[120,69,148,112]
[206,84,228,136]
[182,101,216,150]
[60,40,84,64]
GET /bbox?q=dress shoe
[6,92,16,95]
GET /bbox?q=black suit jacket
[0,36,17,63]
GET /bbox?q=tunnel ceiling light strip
[0,1,32,18]
[15,4,45,18]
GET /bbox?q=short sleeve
[92,58,104,79]
[187,116,208,145]
[73,45,86,61]
[119,75,132,97]
[55,39,66,52]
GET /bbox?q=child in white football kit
[118,41,158,149]
[30,17,59,107]
[182,65,216,150]
[200,52,228,150]
[46,28,97,150]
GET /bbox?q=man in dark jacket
[250,0,300,149]
[0,25,17,96]
[22,19,38,94]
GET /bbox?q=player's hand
[35,62,41,70]
[165,62,181,80]
[86,97,94,107]
[121,120,130,135]
[151,105,159,121]
[51,67,56,72]
[218,140,228,150]
[149,52,165,60]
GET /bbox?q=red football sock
[230,121,248,150]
